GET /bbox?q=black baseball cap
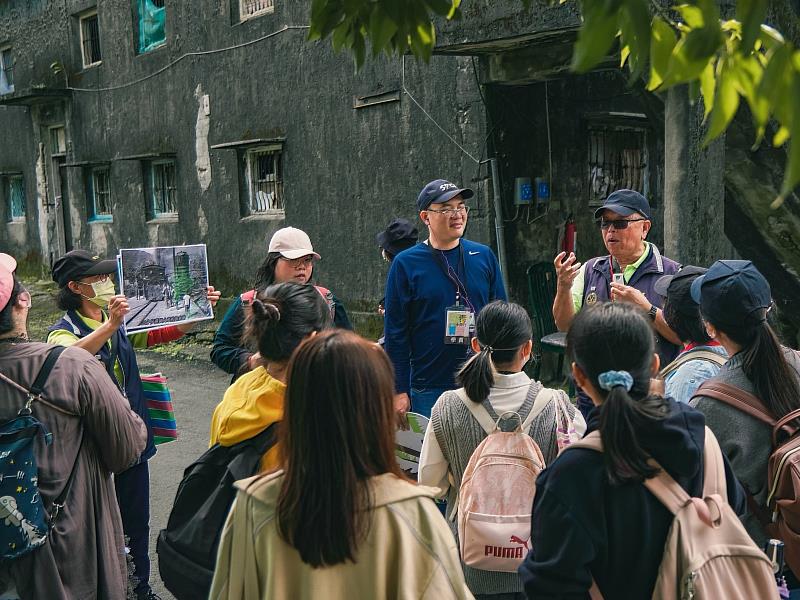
[593,189,651,220]
[52,250,117,287]
[376,218,419,258]
[655,265,706,314]
[690,260,772,325]
[416,179,474,211]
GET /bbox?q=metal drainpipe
[489,157,508,284]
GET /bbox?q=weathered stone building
[1,0,798,338]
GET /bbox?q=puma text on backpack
[692,380,800,576]
[156,423,278,600]
[454,385,549,572]
[573,427,778,600]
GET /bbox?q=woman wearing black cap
[375,218,418,344]
[690,260,800,573]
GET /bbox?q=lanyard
[426,242,474,311]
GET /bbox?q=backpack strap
[240,289,256,304]
[567,430,603,452]
[691,381,772,425]
[659,349,727,379]
[700,427,727,502]
[248,422,279,454]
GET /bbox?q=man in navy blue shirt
[384,179,507,419]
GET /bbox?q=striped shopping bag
[140,373,178,445]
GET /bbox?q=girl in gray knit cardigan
[418,301,585,599]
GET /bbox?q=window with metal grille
[148,160,178,218]
[88,167,112,220]
[0,47,14,94]
[240,0,275,21]
[4,175,25,221]
[246,146,284,213]
[80,11,102,67]
[588,127,648,206]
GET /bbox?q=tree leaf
[621,44,631,67]
[699,60,715,118]
[758,44,793,123]
[703,60,739,145]
[647,16,677,90]
[571,0,619,73]
[617,0,650,79]
[675,4,705,28]
[737,0,768,53]
[368,9,398,55]
[777,76,800,203]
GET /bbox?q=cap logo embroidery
[439,183,457,192]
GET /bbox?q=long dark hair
[709,310,800,426]
[276,330,407,567]
[567,302,669,485]
[456,301,532,403]
[663,297,711,345]
[244,282,331,362]
[253,252,282,291]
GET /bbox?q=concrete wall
[0,0,492,310]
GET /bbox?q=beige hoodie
[210,471,474,600]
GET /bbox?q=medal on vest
[586,287,598,305]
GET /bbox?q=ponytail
[598,383,668,485]
[717,314,800,427]
[457,345,497,404]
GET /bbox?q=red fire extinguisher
[562,215,577,255]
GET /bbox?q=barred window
[0,47,14,93]
[88,166,112,220]
[240,0,275,21]
[246,146,284,214]
[148,160,178,218]
[4,175,25,221]
[80,11,102,67]
[588,127,648,206]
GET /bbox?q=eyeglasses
[78,273,110,284]
[426,206,469,217]
[596,218,647,230]
[279,256,314,268]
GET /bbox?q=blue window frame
[87,166,112,221]
[147,160,177,219]
[4,175,25,221]
[138,0,166,54]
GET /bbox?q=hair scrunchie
[598,370,634,392]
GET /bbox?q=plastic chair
[526,262,567,382]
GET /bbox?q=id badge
[444,305,474,345]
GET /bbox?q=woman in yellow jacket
[210,330,473,600]
[209,281,331,471]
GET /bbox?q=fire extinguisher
[562,215,577,255]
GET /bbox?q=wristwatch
[648,304,658,321]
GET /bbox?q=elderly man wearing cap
[384,179,507,420]
[689,260,800,554]
[211,226,351,382]
[655,266,728,403]
[0,253,147,598]
[47,249,220,600]
[552,189,681,418]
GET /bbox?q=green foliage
[309,0,800,203]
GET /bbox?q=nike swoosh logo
[468,251,480,255]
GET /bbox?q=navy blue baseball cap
[593,189,652,220]
[416,179,474,211]
[690,260,772,325]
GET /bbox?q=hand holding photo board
[118,244,213,333]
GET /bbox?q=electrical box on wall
[514,177,533,205]
[535,177,551,204]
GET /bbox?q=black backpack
[156,423,278,599]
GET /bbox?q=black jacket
[519,399,746,599]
